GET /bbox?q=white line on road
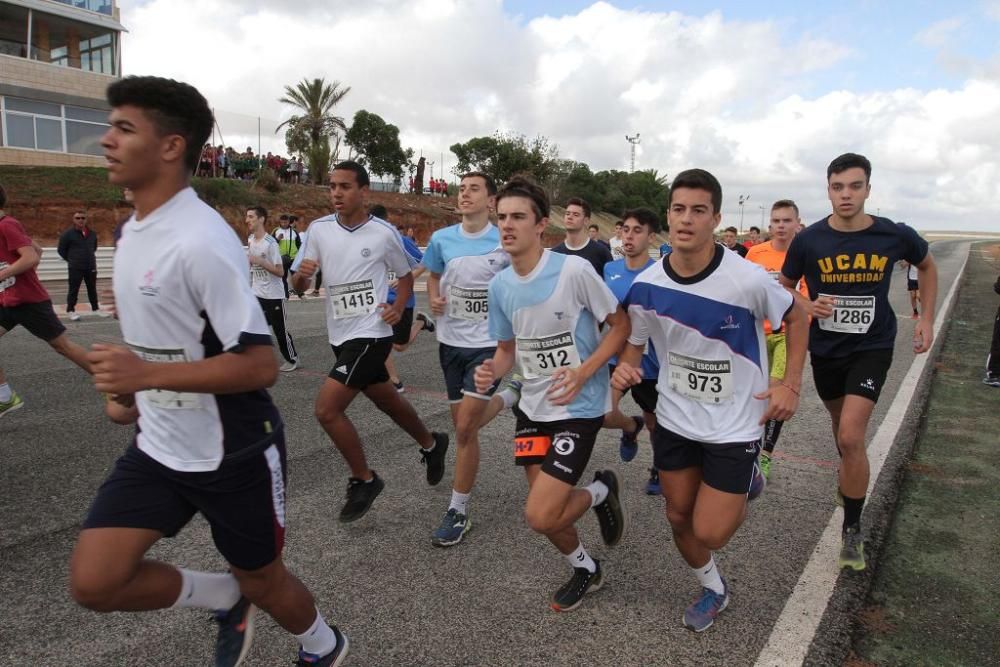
[753,246,970,667]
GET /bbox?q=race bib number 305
[448,285,488,322]
[330,280,377,319]
[516,332,582,379]
[668,352,733,404]
[817,294,875,334]
[131,345,200,409]
[0,262,15,293]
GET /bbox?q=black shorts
[512,406,603,485]
[907,279,919,292]
[83,435,288,572]
[608,365,657,414]
[439,343,498,402]
[329,337,393,389]
[811,348,893,403]
[652,424,760,495]
[0,300,65,341]
[391,307,414,345]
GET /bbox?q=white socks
[449,490,470,515]
[585,480,609,508]
[172,569,241,611]
[498,388,518,409]
[294,608,339,658]
[0,383,11,402]
[566,544,597,573]
[692,556,725,595]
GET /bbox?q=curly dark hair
[106,76,214,173]
[496,174,550,220]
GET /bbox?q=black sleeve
[782,235,805,282]
[57,231,70,260]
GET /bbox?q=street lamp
[738,194,750,234]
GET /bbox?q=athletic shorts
[512,406,603,485]
[0,300,65,341]
[329,337,393,389]
[811,348,893,403]
[652,424,761,495]
[907,279,919,292]
[766,333,787,380]
[608,364,658,414]
[439,343,498,402]
[83,434,288,572]
[391,307,414,345]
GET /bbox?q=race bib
[330,279,377,319]
[251,264,269,283]
[0,262,14,293]
[131,345,200,409]
[516,332,582,380]
[667,352,733,404]
[448,285,488,322]
[817,294,875,334]
[387,270,397,282]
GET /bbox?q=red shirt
[0,215,50,307]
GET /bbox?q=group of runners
[0,75,940,666]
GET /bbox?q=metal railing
[36,247,115,282]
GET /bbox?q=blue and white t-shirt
[422,222,509,349]
[625,245,793,444]
[604,257,659,379]
[488,251,619,422]
[387,235,423,309]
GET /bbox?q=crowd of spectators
[197,144,306,183]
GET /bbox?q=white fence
[37,247,115,282]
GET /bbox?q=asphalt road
[0,241,970,666]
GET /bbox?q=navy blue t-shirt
[781,216,928,358]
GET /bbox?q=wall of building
[0,53,112,103]
[0,145,103,166]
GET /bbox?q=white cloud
[116,0,1000,230]
[914,17,964,49]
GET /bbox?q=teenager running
[291,161,448,523]
[474,175,628,612]
[247,206,299,372]
[781,152,936,571]
[71,76,348,667]
[613,169,808,632]
[552,198,613,277]
[904,260,920,319]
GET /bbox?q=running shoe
[310,289,321,297]
[214,595,256,667]
[592,470,626,547]
[759,452,773,480]
[747,463,766,502]
[682,579,729,632]
[69,312,81,321]
[339,472,385,523]
[392,380,405,393]
[431,508,471,547]
[96,310,111,318]
[550,561,603,612]
[983,374,1000,388]
[839,525,866,571]
[618,415,644,462]
[0,392,24,419]
[645,467,661,496]
[420,432,450,486]
[280,360,298,372]
[416,312,436,333]
[296,627,350,666]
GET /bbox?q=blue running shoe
[645,468,661,496]
[619,415,643,462]
[748,462,766,502]
[214,595,256,667]
[297,626,350,666]
[683,579,729,632]
[431,508,471,547]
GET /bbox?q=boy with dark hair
[273,214,302,299]
[72,76,348,667]
[781,152,937,570]
[553,197,612,276]
[609,219,626,260]
[721,226,748,257]
[743,226,761,249]
[246,206,299,372]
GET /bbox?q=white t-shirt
[114,187,280,472]
[610,237,625,260]
[247,234,285,300]
[421,222,509,349]
[625,246,793,444]
[488,251,619,422]
[291,214,418,345]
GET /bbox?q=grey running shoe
[839,525,866,571]
[683,579,729,632]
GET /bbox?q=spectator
[986,273,1000,387]
[57,211,105,320]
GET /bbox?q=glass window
[6,97,62,117]
[5,114,35,149]
[36,118,64,151]
[0,4,29,58]
[66,106,108,123]
[31,11,117,75]
[50,1,113,16]
[66,120,104,156]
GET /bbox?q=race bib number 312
[817,294,875,334]
[516,332,582,379]
[668,352,733,404]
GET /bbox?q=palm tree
[276,78,351,184]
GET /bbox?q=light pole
[427,160,435,182]
[626,133,641,173]
[759,204,765,228]
[738,194,750,234]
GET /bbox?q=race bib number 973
[817,294,875,334]
[516,332,582,379]
[668,352,733,404]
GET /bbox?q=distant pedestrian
[57,211,105,320]
[986,273,1000,388]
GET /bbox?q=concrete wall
[0,146,103,166]
[0,53,112,103]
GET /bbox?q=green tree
[449,132,559,185]
[344,110,413,183]
[276,78,351,184]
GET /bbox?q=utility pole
[738,194,750,235]
[625,133,640,173]
[759,204,765,227]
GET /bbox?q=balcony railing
[48,0,113,16]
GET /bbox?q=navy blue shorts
[0,300,65,341]
[652,424,760,495]
[609,364,658,414]
[83,434,288,572]
[438,343,498,402]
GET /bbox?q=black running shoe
[296,626,350,666]
[339,472,385,523]
[420,432,449,486]
[214,595,256,667]
[416,311,436,333]
[592,469,626,547]
[550,560,603,612]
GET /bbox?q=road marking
[753,245,970,667]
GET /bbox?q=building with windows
[0,0,124,167]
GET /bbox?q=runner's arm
[914,252,938,354]
[549,306,630,406]
[427,272,446,316]
[611,342,645,391]
[0,244,40,281]
[474,339,515,393]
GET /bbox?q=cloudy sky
[118,0,1000,231]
